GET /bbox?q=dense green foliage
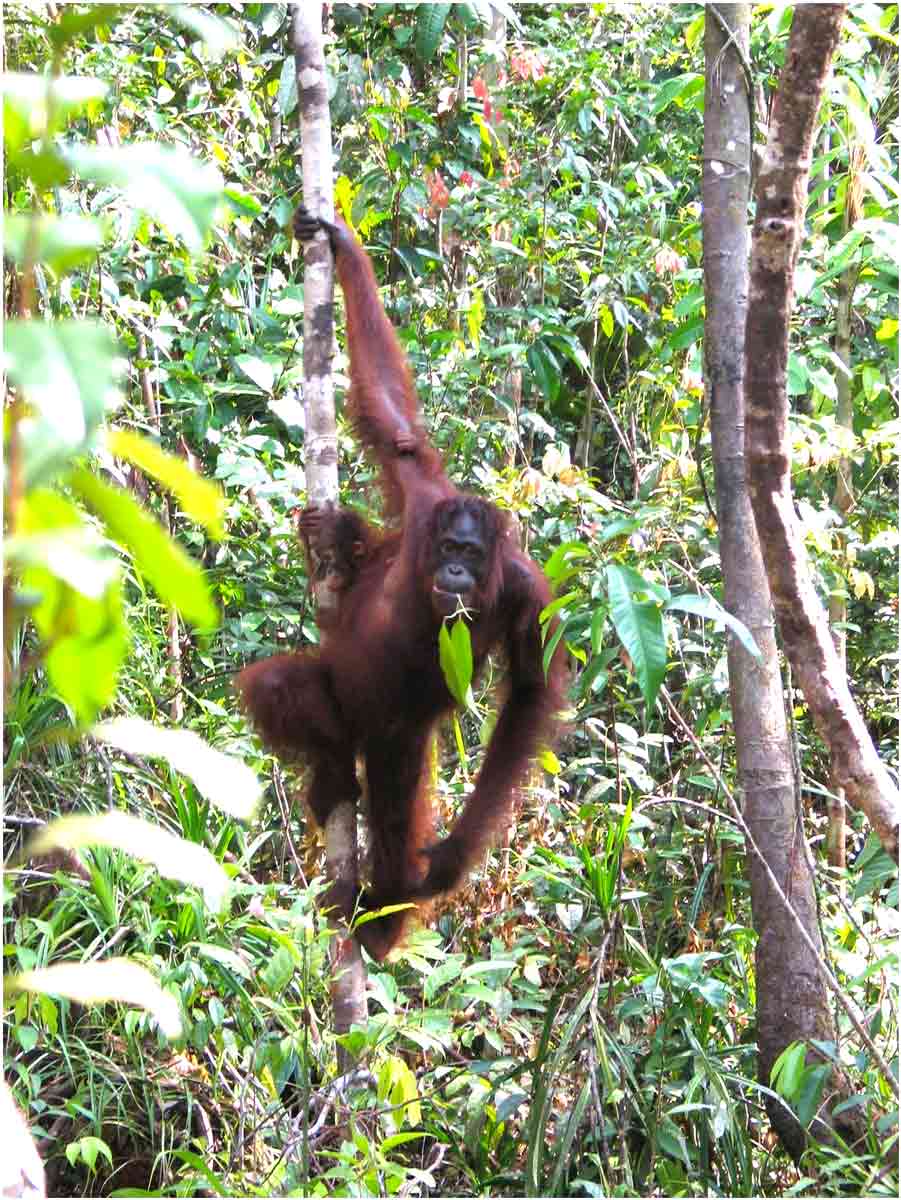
[4,3,897,1196]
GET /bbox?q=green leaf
[527,340,561,403]
[652,73,704,115]
[50,5,116,49]
[68,468,218,630]
[106,429,225,538]
[771,1040,807,1099]
[11,488,119,598]
[795,1063,831,1129]
[415,4,452,60]
[606,564,667,708]
[233,354,276,393]
[17,488,128,722]
[66,143,222,253]
[94,717,260,820]
[543,540,591,587]
[665,593,761,660]
[657,1118,691,1166]
[190,943,252,978]
[5,320,121,486]
[4,213,105,272]
[277,53,298,118]
[439,618,474,705]
[2,72,107,154]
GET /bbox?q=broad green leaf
[94,717,260,820]
[593,516,645,547]
[467,287,485,350]
[5,320,121,486]
[69,468,218,630]
[528,340,561,403]
[608,561,670,604]
[106,428,226,538]
[684,9,706,50]
[190,943,252,978]
[277,53,297,118]
[224,187,262,217]
[771,1041,808,1099]
[543,540,591,587]
[10,958,181,1038]
[652,72,704,115]
[657,1118,691,1166]
[12,488,119,599]
[795,1063,832,1128]
[16,489,128,721]
[66,1136,112,1173]
[665,593,761,660]
[4,213,105,272]
[234,354,276,393]
[66,143,222,253]
[33,574,128,723]
[606,563,667,708]
[439,618,474,706]
[2,73,107,154]
[26,811,230,911]
[415,4,452,60]
[391,1057,422,1128]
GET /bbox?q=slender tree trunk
[826,145,864,873]
[292,2,367,1069]
[703,4,860,1159]
[743,3,900,857]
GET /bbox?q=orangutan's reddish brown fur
[237,209,566,959]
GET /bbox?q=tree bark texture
[825,144,864,873]
[743,3,899,858]
[702,5,857,1159]
[292,2,367,1061]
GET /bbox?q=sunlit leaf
[26,810,230,911]
[94,717,261,820]
[168,5,240,56]
[2,72,107,153]
[106,429,226,539]
[69,468,218,630]
[4,213,105,272]
[665,593,761,661]
[15,489,128,721]
[66,143,222,253]
[5,320,121,486]
[234,354,276,393]
[10,959,181,1038]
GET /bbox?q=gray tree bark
[292,1,366,1065]
[703,3,860,1159]
[743,3,899,858]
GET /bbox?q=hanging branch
[744,3,900,858]
[292,2,367,1063]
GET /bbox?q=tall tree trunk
[826,144,865,873]
[702,4,859,1159]
[743,3,900,857]
[292,2,367,1070]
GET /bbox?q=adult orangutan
[237,208,566,959]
